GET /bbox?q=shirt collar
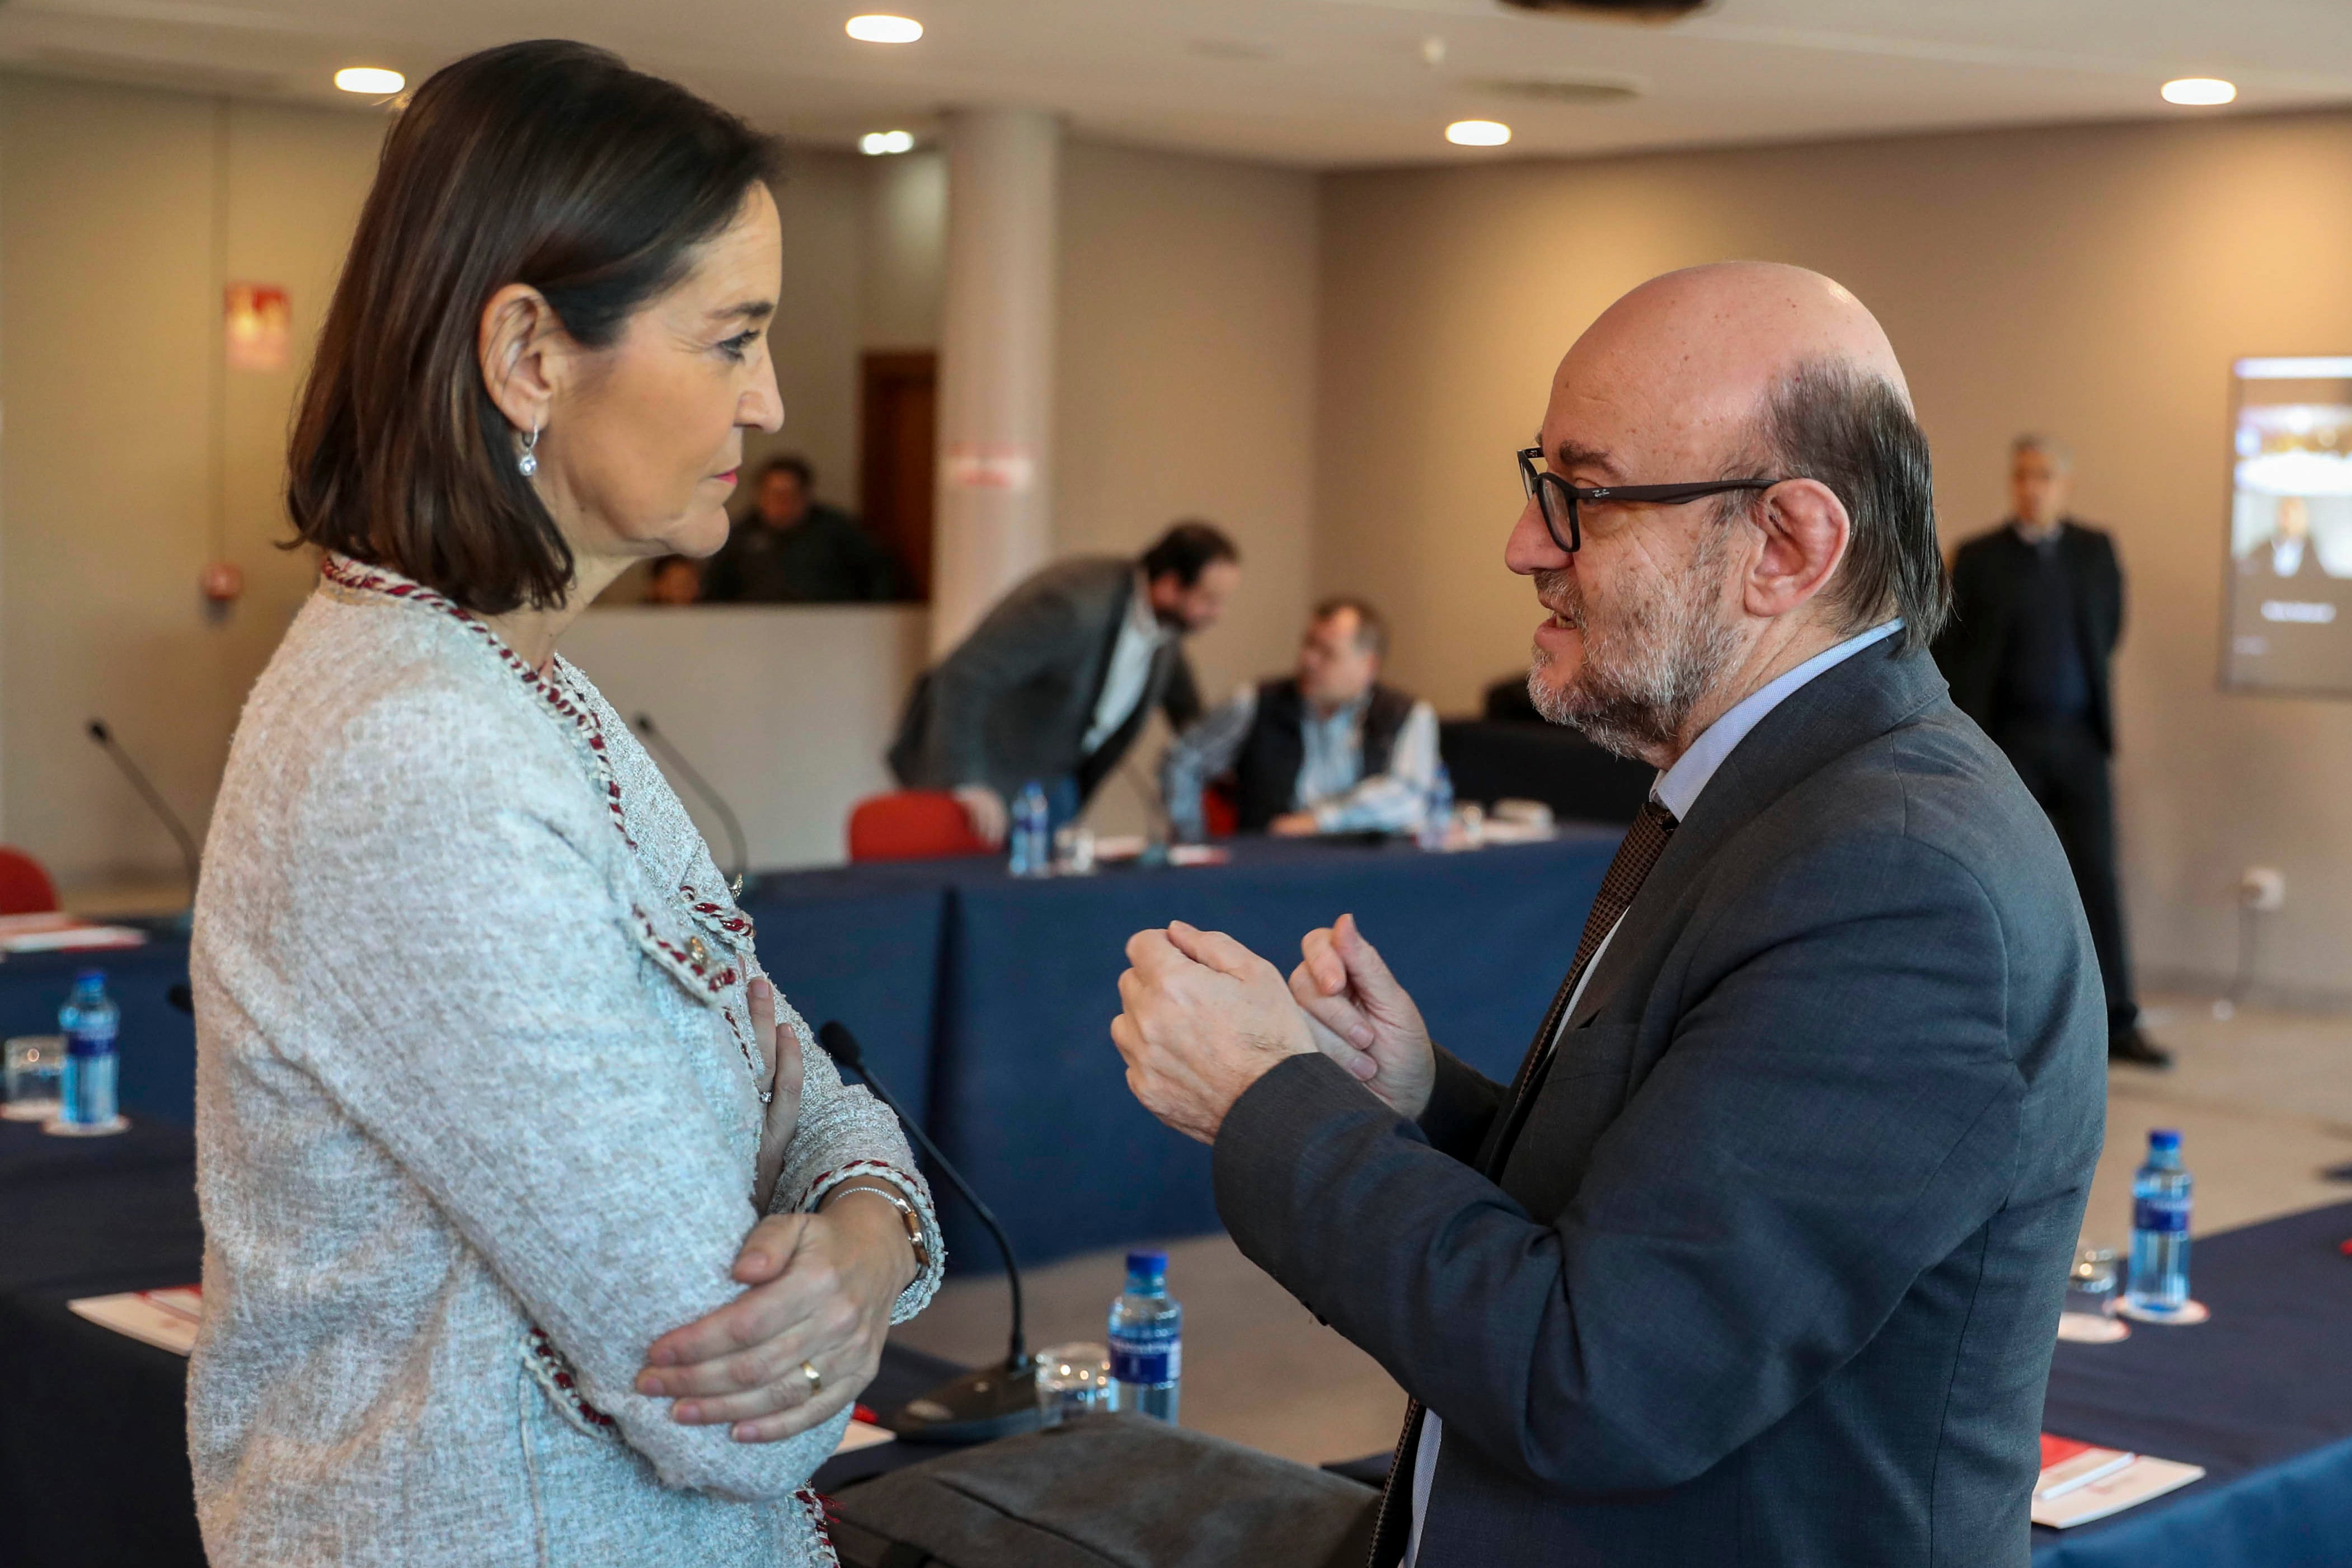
[2011,518,2064,550]
[1304,689,1370,726]
[1652,619,1903,821]
[1128,571,1173,644]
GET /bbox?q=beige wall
[1055,139,1318,705]
[0,76,384,894]
[1318,111,2352,1001]
[1054,138,1320,831]
[0,76,1316,875]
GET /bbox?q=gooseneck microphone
[87,719,201,920]
[818,1020,1039,1444]
[631,713,752,894]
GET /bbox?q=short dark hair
[1139,520,1240,588]
[288,41,778,614]
[1312,595,1388,660]
[1750,360,1950,648]
[758,455,814,490]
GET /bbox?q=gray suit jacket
[1215,641,2106,1567]
[889,556,1203,805]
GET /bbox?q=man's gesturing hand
[1290,913,1436,1120]
[1112,921,1318,1144]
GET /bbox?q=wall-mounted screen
[2225,357,2352,696]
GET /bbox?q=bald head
[1510,261,1947,766]
[1551,262,1908,485]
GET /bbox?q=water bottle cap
[2148,1128,2181,1151]
[73,968,106,987]
[1125,1249,1167,1279]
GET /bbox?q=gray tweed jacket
[189,558,943,1567]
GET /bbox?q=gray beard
[1525,541,1742,762]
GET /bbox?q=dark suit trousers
[1996,716,2136,1033]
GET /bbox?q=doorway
[860,351,937,600]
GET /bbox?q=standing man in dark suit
[1936,437,2164,1067]
[1109,264,2106,1566]
[888,522,1240,846]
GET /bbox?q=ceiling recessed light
[846,15,923,44]
[2161,77,2236,106]
[334,66,404,95]
[1446,119,1511,147]
[860,130,917,156]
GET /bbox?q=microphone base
[884,1358,1040,1446]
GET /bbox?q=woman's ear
[477,283,564,438]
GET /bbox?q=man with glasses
[1109,262,2105,1567]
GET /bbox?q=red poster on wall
[224,283,290,372]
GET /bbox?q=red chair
[1201,782,1241,839]
[847,791,994,863]
[0,846,59,915]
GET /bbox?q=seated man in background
[888,522,1240,846]
[1162,597,1438,839]
[701,454,899,603]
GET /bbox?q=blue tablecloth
[0,939,197,1128]
[0,880,949,1133]
[0,835,1623,1276]
[2032,1200,2352,1565]
[0,1117,963,1568]
[914,832,1621,1269]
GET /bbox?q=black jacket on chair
[1213,641,2107,1566]
[1936,521,2124,753]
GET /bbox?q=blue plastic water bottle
[1009,781,1051,877]
[57,969,120,1129]
[1417,762,1455,850]
[2124,1128,2192,1315]
[1107,1250,1182,1424]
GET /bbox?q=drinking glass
[3,1035,65,1122]
[1053,826,1097,876]
[2057,1247,2129,1343]
[1034,1342,1112,1426]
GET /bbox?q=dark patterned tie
[1365,796,1680,1568]
[1498,795,1680,1111]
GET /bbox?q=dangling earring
[517,416,542,477]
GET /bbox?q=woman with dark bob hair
[188,41,941,1566]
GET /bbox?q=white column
[929,107,1060,656]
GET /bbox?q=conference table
[5,1107,2345,1567]
[0,831,1624,1273]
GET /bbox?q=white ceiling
[6,0,2352,168]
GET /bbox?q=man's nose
[1505,496,1568,577]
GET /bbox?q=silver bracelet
[828,1182,931,1274]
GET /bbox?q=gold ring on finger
[800,1359,823,1396]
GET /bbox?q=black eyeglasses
[1517,447,1783,556]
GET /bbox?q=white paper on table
[0,913,79,937]
[834,1419,896,1454]
[2031,1456,2205,1528]
[68,1287,203,1355]
[2,925,148,954]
